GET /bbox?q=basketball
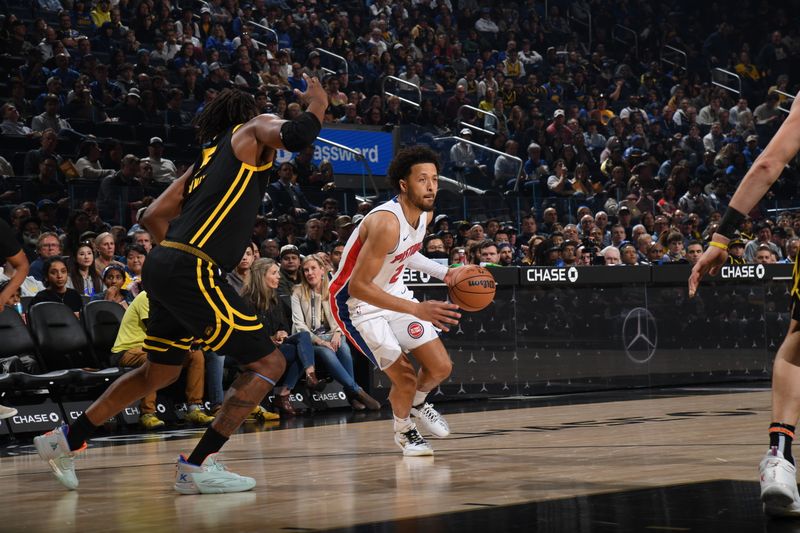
[448,265,496,312]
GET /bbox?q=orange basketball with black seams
[448,265,496,312]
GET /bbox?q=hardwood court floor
[0,387,792,533]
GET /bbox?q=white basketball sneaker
[174,454,257,495]
[0,404,17,419]
[760,449,800,517]
[34,425,86,490]
[410,402,450,438]
[394,426,434,457]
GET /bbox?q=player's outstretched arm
[689,91,800,297]
[244,74,328,152]
[349,212,461,331]
[140,164,193,244]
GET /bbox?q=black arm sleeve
[279,112,322,152]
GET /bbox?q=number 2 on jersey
[389,263,404,283]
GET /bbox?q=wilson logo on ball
[467,279,495,289]
[407,322,424,339]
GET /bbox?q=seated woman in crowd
[90,263,133,309]
[291,254,380,411]
[240,258,317,416]
[94,231,124,275]
[227,242,256,295]
[122,243,146,295]
[66,241,103,297]
[30,256,84,314]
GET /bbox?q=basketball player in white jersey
[330,146,464,455]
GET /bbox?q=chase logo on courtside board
[719,264,765,279]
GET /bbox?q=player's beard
[408,188,436,213]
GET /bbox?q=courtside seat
[0,304,37,359]
[0,372,14,392]
[82,300,126,368]
[69,367,125,385]
[14,370,73,390]
[28,302,96,371]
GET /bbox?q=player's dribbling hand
[415,300,461,332]
[294,73,328,107]
[443,266,467,287]
[688,243,728,298]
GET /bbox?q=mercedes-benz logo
[568,266,579,283]
[756,264,765,279]
[622,307,657,363]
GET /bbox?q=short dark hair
[387,145,440,192]
[125,243,148,257]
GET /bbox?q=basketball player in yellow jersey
[330,147,465,455]
[35,78,329,494]
[689,90,800,517]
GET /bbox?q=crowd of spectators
[1,0,800,422]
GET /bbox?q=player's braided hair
[387,145,440,192]
[195,88,259,145]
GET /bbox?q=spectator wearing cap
[546,109,573,145]
[110,88,144,125]
[743,134,763,166]
[141,137,177,183]
[728,237,747,265]
[36,199,61,235]
[31,94,71,133]
[28,232,62,282]
[335,216,356,243]
[277,244,302,308]
[745,224,783,263]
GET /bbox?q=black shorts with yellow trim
[141,245,275,366]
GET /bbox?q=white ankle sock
[393,415,413,432]
[412,390,428,407]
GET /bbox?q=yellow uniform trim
[241,161,273,171]
[189,163,248,245]
[196,168,255,247]
[792,258,800,299]
[142,343,169,352]
[206,262,259,323]
[196,258,223,345]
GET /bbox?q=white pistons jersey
[329,196,437,369]
[330,196,429,303]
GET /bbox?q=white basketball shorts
[332,293,436,370]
